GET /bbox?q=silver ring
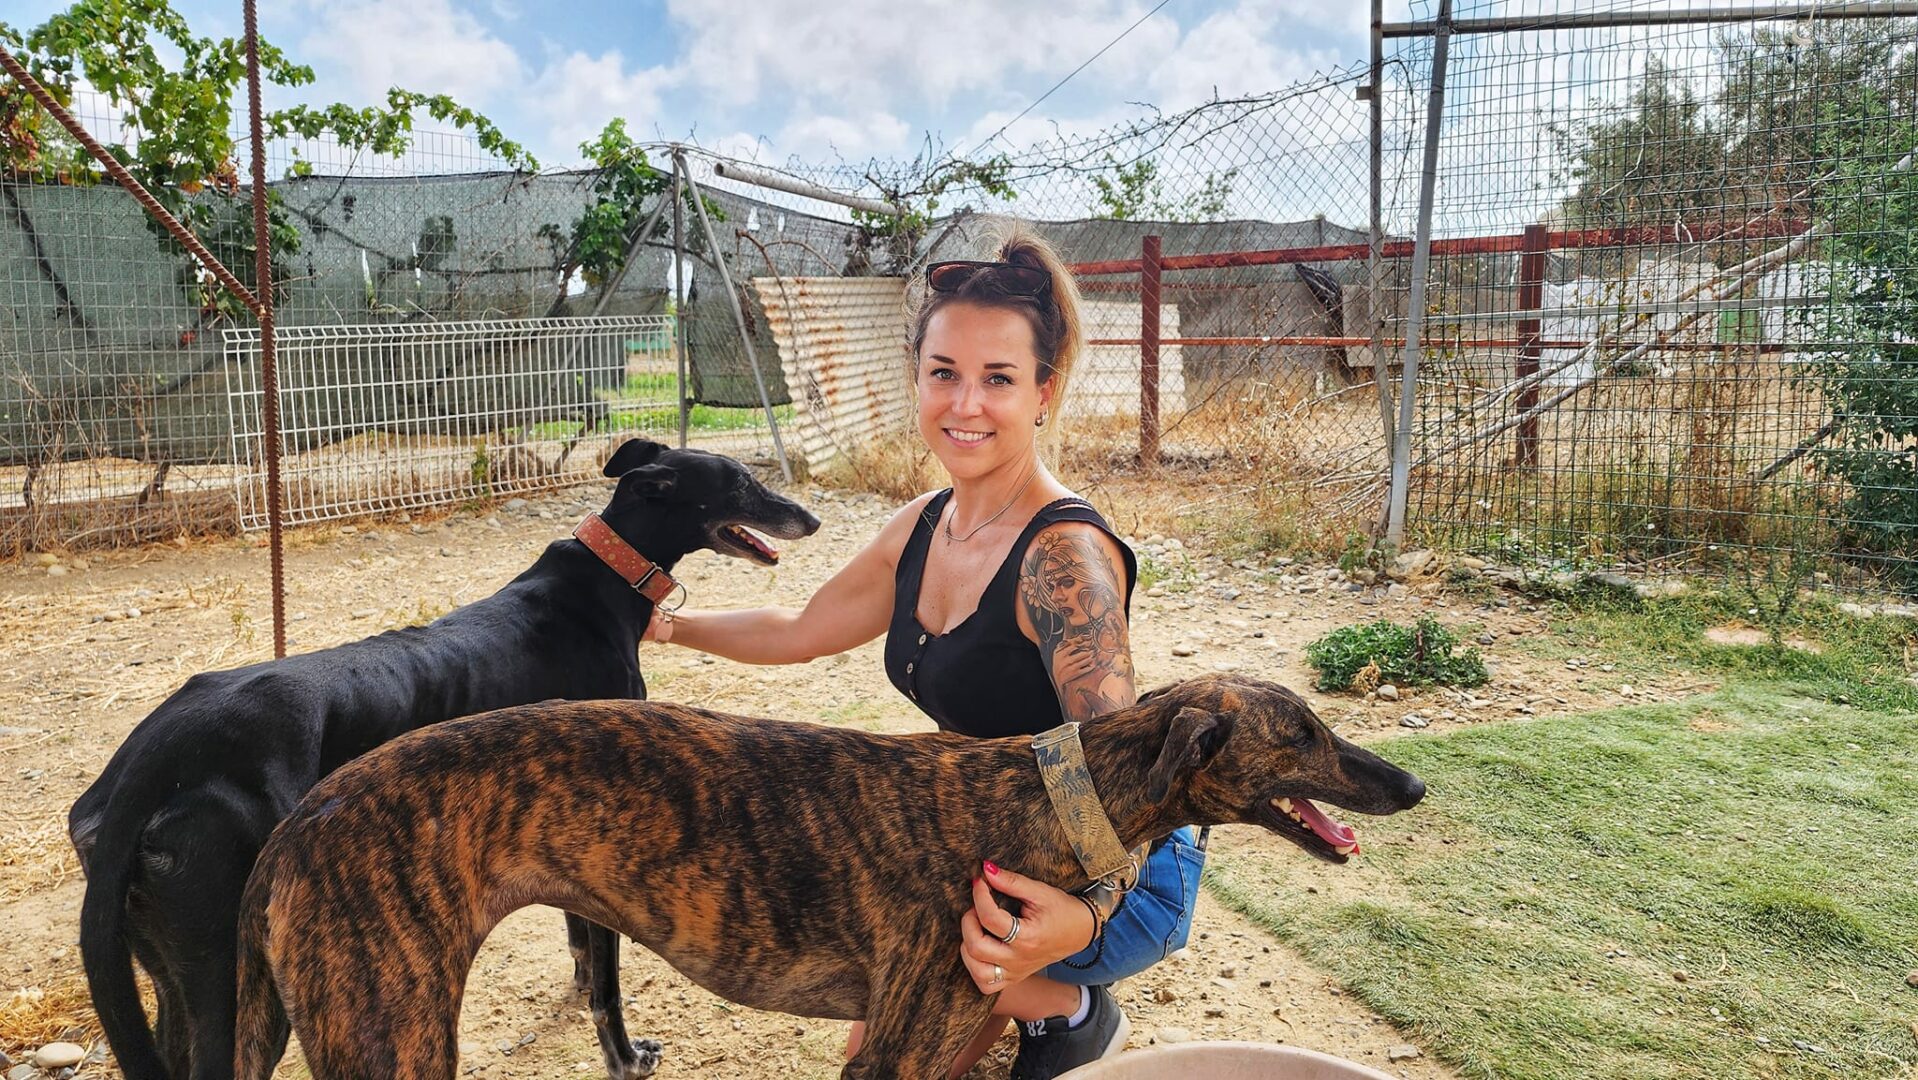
[998,915,1022,945]
[991,964,1004,984]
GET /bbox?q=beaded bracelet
[1061,893,1108,971]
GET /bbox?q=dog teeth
[1335,843,1358,856]
[1270,797,1302,822]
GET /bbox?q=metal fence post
[672,159,691,449]
[1384,0,1452,551]
[1367,0,1394,475]
[1514,223,1549,467]
[1140,234,1162,465]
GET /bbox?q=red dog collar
[572,514,684,608]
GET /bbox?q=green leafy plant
[1305,616,1489,693]
[848,153,1016,274]
[1089,153,1238,222]
[558,120,721,299]
[1,0,533,323]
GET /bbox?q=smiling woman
[648,220,1195,1079]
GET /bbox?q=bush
[1305,616,1489,693]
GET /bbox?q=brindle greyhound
[234,674,1425,1080]
[70,439,818,1080]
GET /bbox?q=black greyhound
[68,439,819,1080]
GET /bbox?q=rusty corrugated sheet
[753,276,911,473]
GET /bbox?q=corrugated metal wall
[753,276,911,473]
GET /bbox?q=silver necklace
[943,462,1038,544]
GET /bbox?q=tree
[847,151,1017,275]
[1089,153,1238,222]
[1,0,534,319]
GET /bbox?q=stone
[1477,632,1497,646]
[1145,586,1167,598]
[1906,969,1918,988]
[46,565,67,577]
[1399,715,1430,729]
[1152,986,1177,1003]
[1387,1045,1422,1062]
[460,1041,482,1057]
[1376,684,1400,701]
[351,609,377,620]
[1171,643,1197,657]
[1388,549,1436,581]
[504,498,530,511]
[32,1043,86,1070]
[1154,1026,1194,1044]
[7,1064,36,1080]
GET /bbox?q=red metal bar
[1140,234,1162,465]
[1086,336,1798,352]
[1067,219,1809,277]
[0,44,264,318]
[244,0,286,658]
[1514,224,1548,467]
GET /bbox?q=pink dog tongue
[1295,798,1359,849]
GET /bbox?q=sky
[1,0,1410,170]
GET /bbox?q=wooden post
[1140,234,1162,465]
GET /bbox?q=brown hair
[906,220,1085,415]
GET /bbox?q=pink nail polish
[985,861,1000,876]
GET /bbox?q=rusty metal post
[1513,223,1549,468]
[1140,234,1162,465]
[243,0,286,657]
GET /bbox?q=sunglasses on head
[925,260,1052,298]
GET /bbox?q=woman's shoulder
[859,488,949,569]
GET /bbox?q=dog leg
[567,911,593,993]
[578,920,662,1080]
[843,962,994,1080]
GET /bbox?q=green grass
[1208,683,1918,1079]
[1509,587,1918,716]
[1305,615,1490,692]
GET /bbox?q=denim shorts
[1045,827,1204,985]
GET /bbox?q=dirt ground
[0,479,1715,1080]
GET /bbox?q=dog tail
[77,777,174,1080]
[233,846,289,1080]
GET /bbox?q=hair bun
[1000,241,1044,268]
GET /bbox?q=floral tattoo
[1020,527,1135,721]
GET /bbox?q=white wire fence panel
[219,315,729,528]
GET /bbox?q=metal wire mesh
[1382,3,1918,590]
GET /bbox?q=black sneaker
[1008,984,1130,1080]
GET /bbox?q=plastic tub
[1060,1041,1402,1080]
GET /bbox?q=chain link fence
[8,3,1918,594]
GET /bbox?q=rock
[1399,715,1430,729]
[1154,1026,1193,1044]
[350,609,377,620]
[30,552,60,567]
[1152,986,1178,1003]
[32,1043,85,1070]
[1376,684,1400,701]
[1204,1006,1226,1018]
[460,1041,482,1057]
[69,558,88,571]
[397,512,413,524]
[46,565,67,577]
[1477,632,1497,645]
[1145,586,1166,598]
[1171,643,1196,658]
[1906,969,1918,988]
[1219,965,1237,978]
[1456,555,1487,570]
[1389,549,1436,581]
[504,498,530,512]
[1839,601,1875,618]
[7,1064,36,1080]
[1387,1045,1422,1062]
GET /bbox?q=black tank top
[884,490,1137,739]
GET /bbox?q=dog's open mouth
[716,524,780,564]
[1262,796,1360,863]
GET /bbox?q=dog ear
[614,463,677,499]
[603,438,667,478]
[1146,706,1232,803]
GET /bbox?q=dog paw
[620,1038,663,1079]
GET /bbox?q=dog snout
[1398,771,1426,810]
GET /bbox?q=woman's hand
[957,862,1095,994]
[642,609,674,644]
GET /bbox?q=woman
[647,223,1204,1079]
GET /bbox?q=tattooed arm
[1016,521,1138,929]
[1017,521,1137,723]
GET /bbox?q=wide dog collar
[573,514,685,609]
[1032,722,1148,892]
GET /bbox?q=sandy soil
[0,480,1713,1079]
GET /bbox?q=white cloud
[525,49,678,162]
[294,0,524,107]
[774,107,915,161]
[663,0,1176,115]
[1144,2,1345,111]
